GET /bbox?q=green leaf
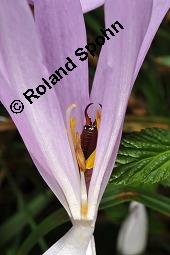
[161,176,170,186]
[17,209,68,255]
[111,128,170,184]
[102,183,170,216]
[0,190,53,247]
[155,56,170,67]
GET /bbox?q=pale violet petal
[88,0,153,219]
[27,0,105,13]
[93,1,170,213]
[134,0,170,82]
[33,0,89,124]
[0,0,81,219]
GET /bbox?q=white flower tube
[43,221,94,255]
[117,202,148,255]
[86,237,96,255]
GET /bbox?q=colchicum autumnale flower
[0,0,169,254]
[117,202,148,255]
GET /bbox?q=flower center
[69,104,101,175]
[66,103,101,219]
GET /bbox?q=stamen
[66,103,77,148]
[96,109,101,131]
[86,150,96,169]
[66,104,80,169]
[70,117,76,146]
[80,171,88,219]
[66,103,102,216]
[75,132,86,172]
[66,104,88,219]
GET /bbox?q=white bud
[117,202,148,255]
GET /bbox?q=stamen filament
[66,104,79,166]
[96,109,101,131]
[66,103,102,219]
[80,171,88,219]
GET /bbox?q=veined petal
[0,0,81,219]
[33,0,89,125]
[32,156,72,217]
[88,0,157,219]
[27,0,104,13]
[93,1,170,209]
[117,202,148,255]
[96,125,123,204]
[0,76,71,217]
[134,0,170,82]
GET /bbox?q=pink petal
[0,0,81,219]
[88,0,169,219]
[95,1,170,215]
[134,0,170,82]
[28,0,105,13]
[33,0,89,125]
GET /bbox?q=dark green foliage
[111,128,170,184]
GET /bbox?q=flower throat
[68,103,101,189]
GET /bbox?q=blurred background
[0,5,170,255]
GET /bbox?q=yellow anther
[96,110,101,131]
[66,104,102,190]
[75,132,86,172]
[70,117,76,147]
[86,150,96,169]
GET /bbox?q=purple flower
[0,0,169,254]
